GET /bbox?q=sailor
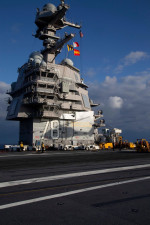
[119,140,122,151]
[20,142,24,151]
[41,142,45,153]
[113,142,115,151]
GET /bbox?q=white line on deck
[0,164,150,188]
[0,176,150,210]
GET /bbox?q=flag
[80,30,83,38]
[73,42,79,48]
[67,44,74,51]
[74,49,80,56]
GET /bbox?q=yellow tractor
[129,142,136,149]
[122,140,136,149]
[99,143,113,150]
[136,139,150,152]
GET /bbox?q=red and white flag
[73,42,79,48]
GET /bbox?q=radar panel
[82,94,90,109]
[9,99,18,116]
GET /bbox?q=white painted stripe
[0,164,150,188]
[0,176,150,210]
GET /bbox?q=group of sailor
[20,142,45,152]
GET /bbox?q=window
[75,101,82,105]
[9,99,18,116]
[41,72,46,77]
[47,73,54,78]
[62,81,69,93]
[39,84,46,88]
[75,73,79,82]
[75,91,79,96]
[44,106,49,111]
[82,94,90,108]
[35,71,40,76]
[47,96,54,99]
[47,85,53,89]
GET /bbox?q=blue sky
[1,0,150,83]
[0,0,150,144]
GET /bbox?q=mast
[34,0,81,63]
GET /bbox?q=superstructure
[6,0,105,149]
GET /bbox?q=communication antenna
[60,0,65,5]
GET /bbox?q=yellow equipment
[99,143,105,149]
[118,136,123,144]
[136,139,150,152]
[129,142,136,149]
[115,136,123,148]
[20,142,24,148]
[20,142,24,151]
[105,143,113,149]
[99,143,113,150]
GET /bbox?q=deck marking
[0,176,150,210]
[0,164,150,188]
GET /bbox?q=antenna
[60,0,65,5]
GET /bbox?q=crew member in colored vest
[20,142,24,151]
[41,142,45,153]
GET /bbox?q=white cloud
[108,96,123,109]
[0,82,10,118]
[114,65,124,74]
[0,81,10,93]
[124,51,148,65]
[103,76,117,86]
[88,71,150,141]
[0,81,19,144]
[114,51,148,74]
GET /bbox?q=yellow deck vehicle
[99,143,113,149]
[136,139,150,152]
[129,142,136,149]
[105,143,113,149]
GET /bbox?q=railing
[42,111,59,118]
[36,87,54,94]
[59,93,82,101]
[36,77,55,83]
[22,98,47,105]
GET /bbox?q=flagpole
[66,50,69,58]
[79,30,83,79]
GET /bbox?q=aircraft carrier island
[6,0,105,150]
